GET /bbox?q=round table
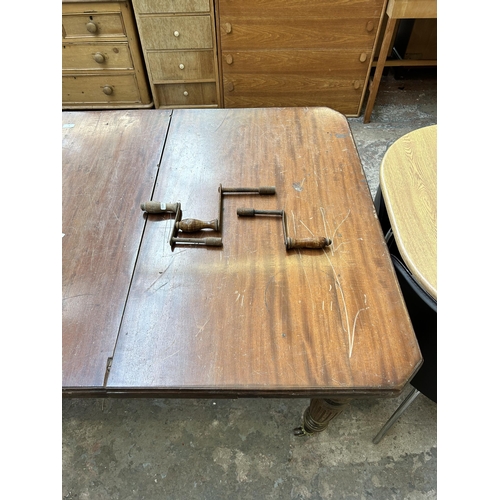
[380,124,437,300]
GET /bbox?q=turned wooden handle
[236,208,257,216]
[140,201,178,213]
[285,237,332,250]
[176,218,219,232]
[202,237,223,246]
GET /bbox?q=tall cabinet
[216,0,386,116]
[62,0,152,109]
[131,0,221,108]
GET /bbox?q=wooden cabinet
[131,0,221,108]
[62,0,152,109]
[216,0,387,116]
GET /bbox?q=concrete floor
[62,68,437,500]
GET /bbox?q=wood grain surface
[105,107,421,396]
[380,125,437,299]
[62,110,171,388]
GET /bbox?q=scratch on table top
[196,318,210,337]
[213,111,229,131]
[350,306,369,358]
[234,290,245,307]
[145,253,186,292]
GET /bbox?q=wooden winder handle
[236,208,257,216]
[202,237,223,246]
[140,201,178,213]
[176,218,219,232]
[285,237,332,250]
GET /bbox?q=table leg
[294,398,351,436]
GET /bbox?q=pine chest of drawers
[216,0,386,116]
[62,0,152,109]
[131,0,221,108]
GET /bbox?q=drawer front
[63,74,141,103]
[138,16,213,50]
[62,42,133,71]
[221,50,371,78]
[133,0,211,14]
[147,50,215,81]
[218,0,385,19]
[220,18,379,51]
[63,13,126,39]
[223,76,364,115]
[155,82,217,106]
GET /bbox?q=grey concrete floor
[62,68,437,500]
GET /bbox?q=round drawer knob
[103,86,113,95]
[225,23,232,34]
[174,30,180,37]
[225,54,233,65]
[353,80,361,90]
[359,53,367,63]
[94,52,105,63]
[179,63,185,70]
[366,20,374,32]
[86,22,98,33]
[183,91,189,96]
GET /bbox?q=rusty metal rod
[236,208,283,217]
[171,237,223,246]
[221,186,276,195]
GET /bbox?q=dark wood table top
[63,107,421,397]
[62,110,172,388]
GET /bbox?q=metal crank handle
[236,208,284,217]
[222,186,276,195]
[285,237,332,250]
[140,201,178,213]
[172,237,223,246]
[176,218,219,232]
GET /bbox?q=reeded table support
[294,398,351,436]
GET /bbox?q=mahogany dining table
[62,107,422,435]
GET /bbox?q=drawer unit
[131,0,221,108]
[216,0,386,116]
[62,1,152,109]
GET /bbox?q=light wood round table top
[380,125,437,300]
